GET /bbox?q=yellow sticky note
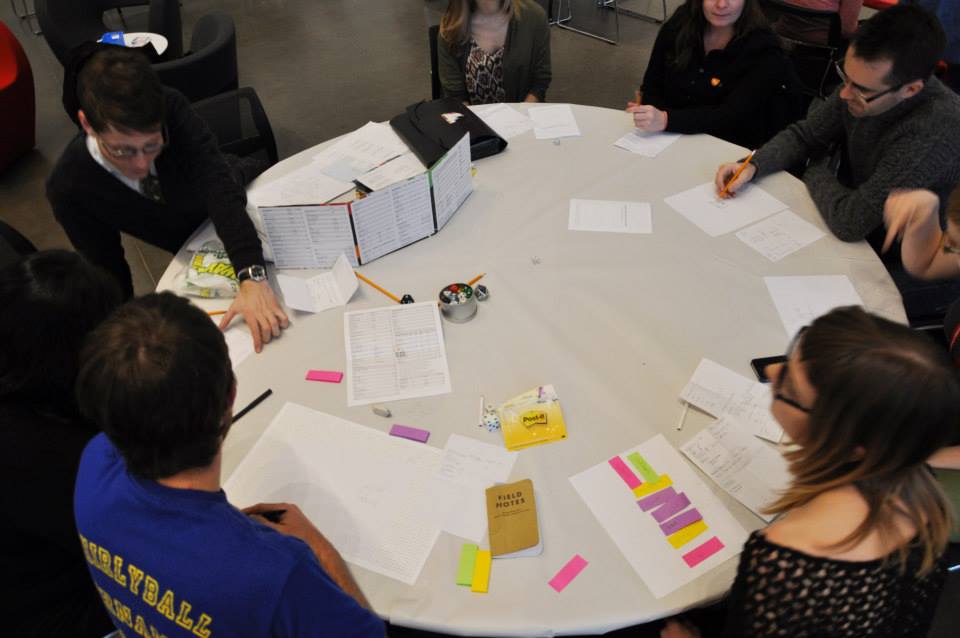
[471,550,492,593]
[667,519,709,549]
[632,474,672,499]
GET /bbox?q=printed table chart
[158,104,905,635]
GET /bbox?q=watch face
[240,265,268,282]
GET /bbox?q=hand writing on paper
[660,618,702,638]
[626,104,668,133]
[715,161,757,199]
[220,280,289,353]
[882,189,940,253]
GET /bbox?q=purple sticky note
[389,424,430,443]
[608,456,642,489]
[682,536,725,568]
[659,508,703,536]
[305,370,343,383]
[650,492,691,523]
[637,486,677,511]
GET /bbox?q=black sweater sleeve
[163,89,265,274]
[640,25,670,108]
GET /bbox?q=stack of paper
[568,199,652,234]
[679,358,783,443]
[528,104,581,139]
[613,130,681,157]
[664,182,787,237]
[276,253,358,313]
[680,416,792,521]
[764,275,863,338]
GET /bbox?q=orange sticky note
[471,550,492,593]
[632,474,673,499]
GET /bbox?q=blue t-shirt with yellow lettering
[74,433,384,638]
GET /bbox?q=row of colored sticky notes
[456,544,491,593]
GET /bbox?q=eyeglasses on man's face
[98,138,166,160]
[773,327,813,414]
[834,61,902,104]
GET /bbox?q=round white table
[158,104,905,636]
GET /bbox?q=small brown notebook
[486,479,540,557]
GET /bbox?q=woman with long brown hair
[630,0,803,149]
[663,306,958,638]
[437,0,551,105]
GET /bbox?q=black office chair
[758,0,844,102]
[428,23,442,100]
[192,87,278,167]
[0,219,37,269]
[35,0,181,65]
[153,12,238,102]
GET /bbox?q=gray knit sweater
[752,77,960,241]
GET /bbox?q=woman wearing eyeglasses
[628,0,804,149]
[662,306,957,638]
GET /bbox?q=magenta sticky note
[608,456,642,489]
[389,424,430,443]
[637,486,677,511]
[548,554,588,592]
[682,536,725,568]
[305,370,343,383]
[650,492,691,523]
[659,508,703,536]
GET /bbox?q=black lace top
[723,531,945,638]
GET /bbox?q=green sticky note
[627,452,659,483]
[456,544,479,586]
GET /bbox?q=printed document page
[356,152,426,192]
[764,275,863,338]
[736,210,826,262]
[351,172,434,263]
[469,103,533,139]
[344,301,452,406]
[313,121,409,182]
[430,133,473,230]
[528,104,581,139]
[664,182,787,237]
[246,161,355,207]
[224,402,442,585]
[260,204,358,269]
[613,130,681,157]
[276,253,359,313]
[568,199,652,234]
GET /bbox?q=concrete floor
[0,0,956,635]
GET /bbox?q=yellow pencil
[356,272,402,304]
[467,273,485,286]
[719,150,756,199]
[207,310,227,317]
[634,89,642,105]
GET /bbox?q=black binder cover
[389,98,507,167]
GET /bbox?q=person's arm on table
[165,89,288,351]
[437,32,469,103]
[244,502,372,611]
[883,189,960,278]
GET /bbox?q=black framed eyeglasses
[773,327,813,414]
[834,61,903,104]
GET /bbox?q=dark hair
[0,251,121,415]
[76,292,234,479]
[851,4,946,87]
[77,47,164,133]
[767,306,958,574]
[668,0,769,71]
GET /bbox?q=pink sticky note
[548,554,588,592]
[682,536,725,568]
[659,508,703,536]
[650,492,691,523]
[389,424,430,443]
[608,456,642,489]
[637,486,677,511]
[306,370,343,383]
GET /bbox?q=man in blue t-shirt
[73,292,384,637]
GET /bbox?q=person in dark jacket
[0,250,121,638]
[47,46,287,352]
[629,0,803,149]
[438,0,551,104]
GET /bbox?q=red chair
[0,20,36,174]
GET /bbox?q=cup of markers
[439,283,478,323]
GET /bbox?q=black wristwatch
[237,264,268,283]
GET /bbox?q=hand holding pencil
[714,151,757,199]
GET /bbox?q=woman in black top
[630,0,803,149]
[662,306,957,638]
[0,251,121,637]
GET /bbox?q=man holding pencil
[72,292,384,638]
[715,5,960,245]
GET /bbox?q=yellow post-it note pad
[471,550,492,593]
[456,544,479,586]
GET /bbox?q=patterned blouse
[465,39,506,105]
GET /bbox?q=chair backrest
[428,23,442,100]
[153,12,238,102]
[0,219,37,270]
[758,0,844,99]
[191,87,278,166]
[147,0,182,60]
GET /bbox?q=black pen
[233,388,273,423]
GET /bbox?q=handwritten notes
[568,199,652,234]
[344,302,452,406]
[736,210,826,262]
[570,435,748,598]
[681,415,792,522]
[680,358,783,443]
[664,182,787,237]
[528,104,581,139]
[764,275,863,338]
[613,130,681,157]
[432,434,517,542]
[276,253,358,313]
